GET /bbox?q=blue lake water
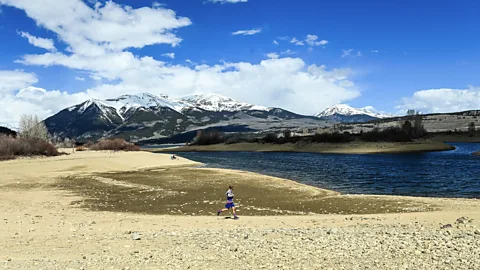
[158,143,480,198]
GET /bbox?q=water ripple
[162,142,480,198]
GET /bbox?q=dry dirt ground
[1,150,479,269]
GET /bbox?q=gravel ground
[1,152,479,270]
[2,211,479,270]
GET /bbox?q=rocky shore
[2,200,479,270]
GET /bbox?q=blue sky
[0,0,479,126]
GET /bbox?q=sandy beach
[1,150,479,269]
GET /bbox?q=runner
[217,185,239,220]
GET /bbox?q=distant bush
[310,132,354,143]
[90,138,141,151]
[0,135,60,160]
[191,130,226,145]
[75,146,87,151]
[262,133,278,144]
[468,122,476,137]
[258,132,304,144]
[224,134,247,145]
[84,140,94,148]
[360,127,411,142]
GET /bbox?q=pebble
[131,232,141,240]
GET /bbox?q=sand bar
[145,141,456,155]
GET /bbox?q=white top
[226,189,234,201]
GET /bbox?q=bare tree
[413,112,425,138]
[468,122,476,135]
[401,120,413,138]
[18,114,49,141]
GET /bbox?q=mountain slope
[46,99,124,139]
[0,126,17,137]
[45,93,329,142]
[315,104,392,123]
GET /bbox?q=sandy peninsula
[145,141,456,155]
[1,150,479,269]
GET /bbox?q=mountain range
[315,104,392,123]
[45,93,341,142]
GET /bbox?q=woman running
[217,185,239,219]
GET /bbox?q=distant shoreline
[143,141,456,155]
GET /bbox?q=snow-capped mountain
[66,93,269,120]
[45,92,325,142]
[180,93,270,112]
[69,93,190,118]
[315,104,392,122]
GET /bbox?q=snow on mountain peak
[180,93,269,112]
[104,93,186,113]
[68,92,273,117]
[315,104,391,118]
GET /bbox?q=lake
[159,142,480,199]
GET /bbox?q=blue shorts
[225,202,235,209]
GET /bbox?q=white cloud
[342,49,353,58]
[277,36,289,41]
[1,0,191,56]
[0,57,360,126]
[18,31,56,51]
[290,37,304,46]
[0,70,82,127]
[316,40,328,46]
[281,49,295,55]
[152,2,164,8]
[231,28,262,36]
[75,76,85,81]
[0,86,90,128]
[273,40,279,45]
[0,70,38,93]
[371,50,379,53]
[342,49,362,58]
[305,34,328,46]
[397,87,480,114]
[162,52,175,59]
[185,59,197,66]
[266,52,279,59]
[207,0,248,3]
[0,0,362,127]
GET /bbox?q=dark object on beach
[455,216,471,224]
[440,224,452,229]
